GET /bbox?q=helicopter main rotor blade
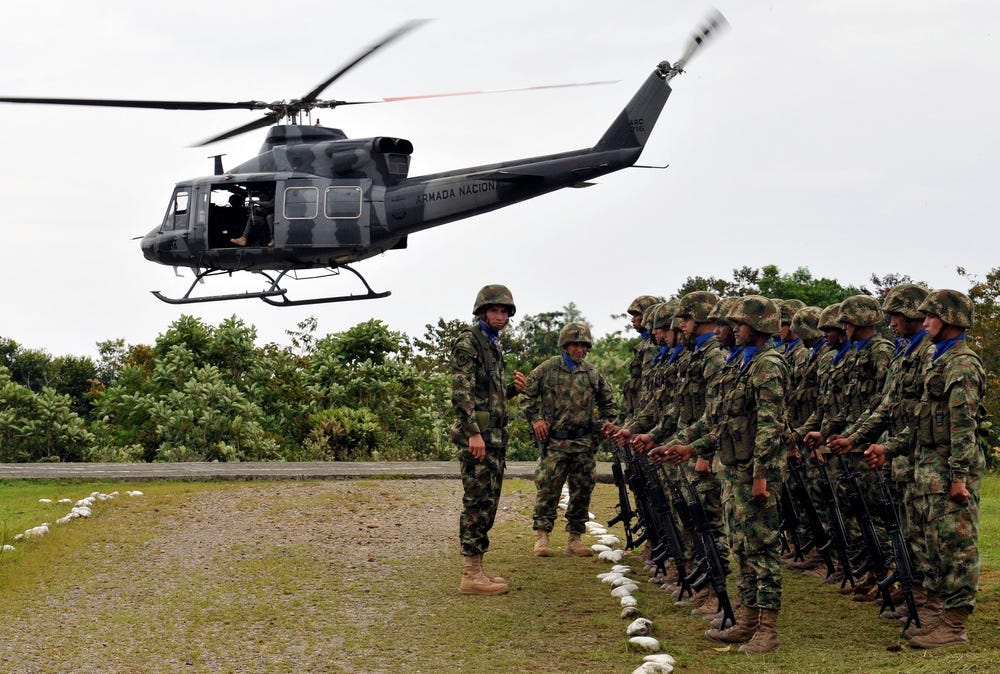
[0,96,265,111]
[195,112,280,147]
[298,18,429,104]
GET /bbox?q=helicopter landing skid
[151,265,391,306]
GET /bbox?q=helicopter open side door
[276,178,371,249]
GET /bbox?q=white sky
[1,1,997,358]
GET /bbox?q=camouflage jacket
[450,323,518,447]
[794,345,848,441]
[707,343,789,482]
[523,355,618,453]
[842,335,894,427]
[682,348,742,456]
[620,335,658,421]
[784,340,827,438]
[625,351,682,436]
[912,339,985,493]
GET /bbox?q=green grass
[0,475,998,673]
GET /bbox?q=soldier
[523,322,618,557]
[657,296,788,654]
[620,295,663,423]
[778,299,807,368]
[452,284,526,595]
[902,290,983,648]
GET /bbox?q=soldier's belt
[549,427,593,441]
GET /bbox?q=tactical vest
[915,344,983,450]
[786,345,824,429]
[458,326,509,436]
[889,342,931,440]
[716,349,786,466]
[844,337,892,422]
[675,337,719,427]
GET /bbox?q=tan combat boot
[739,608,780,654]
[459,554,509,596]
[706,604,759,643]
[904,592,943,639]
[534,530,554,557]
[564,533,593,557]
[481,553,505,584]
[909,607,971,649]
[691,589,720,616]
[709,605,741,629]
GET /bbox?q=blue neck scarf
[693,332,714,351]
[832,339,853,364]
[725,346,744,367]
[893,336,908,357]
[853,335,873,352]
[562,351,581,372]
[807,337,827,363]
[932,333,966,361]
[640,330,651,341]
[478,320,502,354]
[739,345,760,373]
[652,344,671,365]
[904,329,927,357]
[783,337,801,353]
[667,343,685,365]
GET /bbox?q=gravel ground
[0,480,534,673]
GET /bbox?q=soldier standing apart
[523,322,618,557]
[452,285,526,596]
[659,296,788,654]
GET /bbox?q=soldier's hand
[694,457,711,475]
[811,447,826,464]
[611,427,631,445]
[828,436,853,456]
[950,481,970,503]
[599,421,616,438]
[786,445,801,462]
[630,434,653,453]
[532,419,550,442]
[663,444,693,465]
[752,477,771,502]
[512,370,527,394]
[803,431,825,450]
[469,433,486,462]
[863,444,887,469]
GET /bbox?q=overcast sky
[1,0,997,358]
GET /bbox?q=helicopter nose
[140,233,157,261]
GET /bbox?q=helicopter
[0,14,726,306]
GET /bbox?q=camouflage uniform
[523,323,617,534]
[452,286,520,557]
[620,295,662,422]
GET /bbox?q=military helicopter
[1,14,726,306]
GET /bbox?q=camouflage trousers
[533,448,596,534]
[693,469,732,575]
[722,466,782,611]
[459,444,506,557]
[910,487,981,610]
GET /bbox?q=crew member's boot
[738,608,780,654]
[909,607,971,649]
[904,591,943,639]
[230,236,247,247]
[459,554,509,596]
[564,533,593,557]
[534,530,554,557]
[706,604,759,643]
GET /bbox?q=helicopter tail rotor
[663,8,729,80]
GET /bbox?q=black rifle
[873,468,921,634]
[837,455,894,613]
[779,480,808,562]
[675,470,736,630]
[786,457,836,579]
[607,442,644,550]
[629,452,692,598]
[812,451,856,589]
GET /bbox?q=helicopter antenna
[660,8,729,81]
[208,154,226,175]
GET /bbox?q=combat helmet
[727,295,780,335]
[790,306,823,342]
[883,284,929,320]
[641,303,659,333]
[837,294,883,327]
[473,284,516,317]
[918,289,974,329]
[559,322,593,348]
[708,297,739,327]
[628,295,662,316]
[676,291,719,323]
[652,300,679,331]
[779,298,806,325]
[818,303,843,331]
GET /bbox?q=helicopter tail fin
[592,68,672,153]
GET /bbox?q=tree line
[2,265,997,464]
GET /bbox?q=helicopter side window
[283,187,319,219]
[163,191,190,231]
[325,186,362,219]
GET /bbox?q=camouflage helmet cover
[818,303,843,331]
[676,291,719,323]
[652,300,679,330]
[628,294,662,316]
[727,295,780,335]
[641,303,659,332]
[559,321,594,348]
[883,284,930,320]
[708,297,739,326]
[779,298,806,324]
[790,306,823,341]
[918,289,974,329]
[473,284,516,317]
[837,294,883,327]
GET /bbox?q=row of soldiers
[603,287,985,653]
